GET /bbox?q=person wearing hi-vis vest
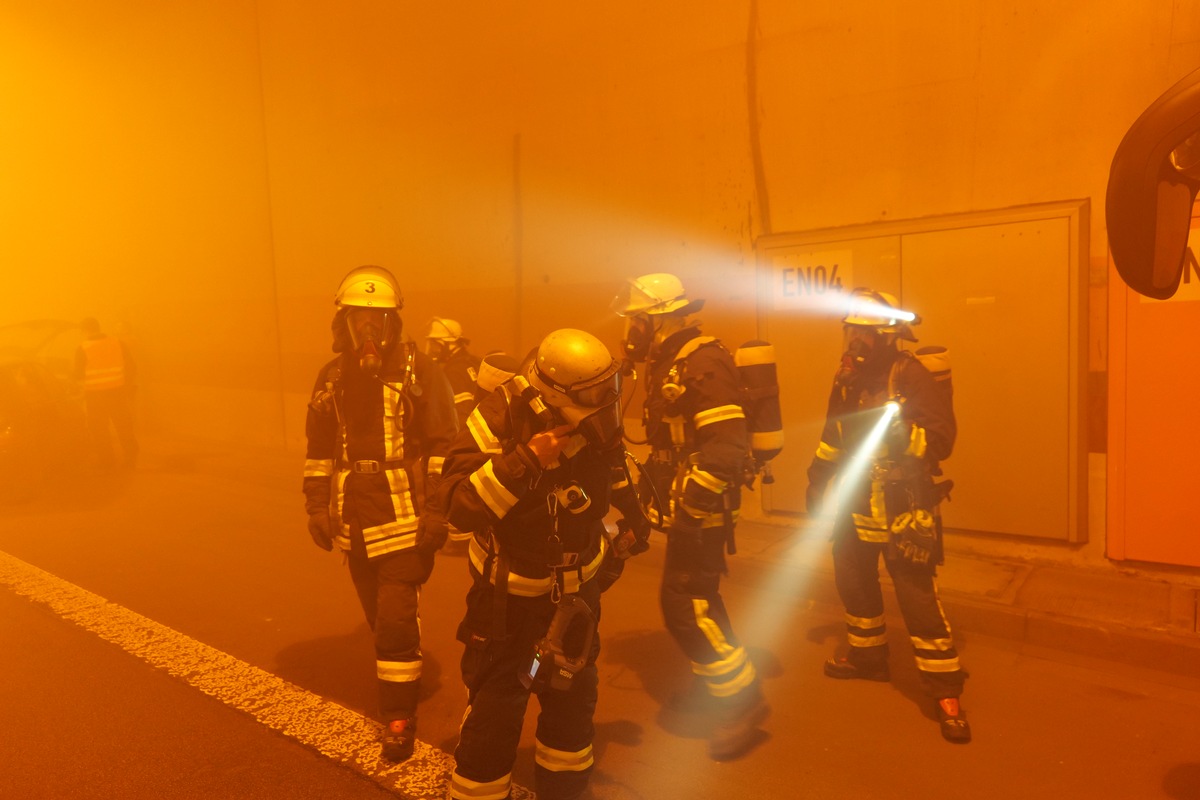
[805,287,969,743]
[610,272,769,761]
[74,317,138,470]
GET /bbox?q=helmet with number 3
[331,266,403,365]
[335,265,404,310]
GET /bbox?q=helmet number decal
[364,281,376,294]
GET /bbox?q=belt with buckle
[351,459,405,474]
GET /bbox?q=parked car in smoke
[0,320,87,504]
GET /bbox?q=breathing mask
[346,307,398,377]
[521,329,625,448]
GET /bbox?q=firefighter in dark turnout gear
[611,273,769,761]
[806,288,970,743]
[424,317,482,428]
[424,317,484,546]
[439,328,649,800]
[303,265,459,762]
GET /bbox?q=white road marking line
[0,550,533,800]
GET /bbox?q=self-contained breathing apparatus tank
[912,345,953,403]
[734,340,784,485]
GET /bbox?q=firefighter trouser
[831,517,964,698]
[660,524,757,700]
[347,539,424,723]
[449,576,601,800]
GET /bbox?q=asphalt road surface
[2,445,1200,800]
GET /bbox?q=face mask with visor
[524,357,625,449]
[345,307,399,376]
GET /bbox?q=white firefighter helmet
[425,317,468,345]
[610,273,704,317]
[334,265,404,310]
[524,329,622,443]
[842,287,918,341]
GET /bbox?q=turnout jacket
[440,386,636,597]
[810,349,956,542]
[303,342,458,559]
[644,327,748,528]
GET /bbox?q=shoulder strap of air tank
[673,335,719,364]
[887,350,916,399]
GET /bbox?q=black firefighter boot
[823,644,891,682]
[937,697,972,743]
[708,683,770,761]
[381,717,417,762]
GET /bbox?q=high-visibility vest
[81,337,126,391]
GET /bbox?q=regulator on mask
[620,315,654,365]
[346,307,398,377]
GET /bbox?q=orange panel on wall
[1108,215,1200,566]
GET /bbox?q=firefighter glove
[417,511,450,554]
[307,511,334,551]
[595,548,626,592]
[613,515,651,558]
[806,457,836,513]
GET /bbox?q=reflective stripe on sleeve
[693,404,745,429]
[815,441,841,462]
[469,460,519,519]
[304,458,334,478]
[906,425,928,458]
[466,408,502,454]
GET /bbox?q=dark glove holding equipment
[416,511,450,554]
[613,515,651,558]
[594,547,626,592]
[806,457,836,514]
[886,417,914,457]
[308,511,334,551]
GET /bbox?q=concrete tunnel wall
[1,1,1197,459]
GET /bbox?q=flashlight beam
[739,402,900,648]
